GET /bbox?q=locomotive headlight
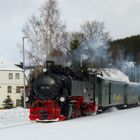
[60,97,65,102]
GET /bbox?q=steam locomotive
[29,61,140,121]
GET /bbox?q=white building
[0,59,24,108]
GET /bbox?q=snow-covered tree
[81,20,110,43]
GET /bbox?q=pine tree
[3,95,14,109]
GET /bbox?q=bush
[3,95,14,109]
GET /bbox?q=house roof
[0,58,23,71]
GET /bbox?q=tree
[69,20,111,68]
[81,21,110,43]
[110,35,140,64]
[3,95,14,109]
[23,0,70,66]
[69,32,85,51]
[109,35,140,82]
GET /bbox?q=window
[9,73,13,79]
[15,73,20,79]
[7,86,12,93]
[16,86,20,93]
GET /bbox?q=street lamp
[22,36,29,108]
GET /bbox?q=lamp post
[22,36,29,108]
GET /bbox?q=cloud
[0,0,140,63]
[0,0,43,63]
[58,0,140,38]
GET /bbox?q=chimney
[46,61,54,73]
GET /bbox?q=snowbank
[0,107,29,120]
[0,107,30,128]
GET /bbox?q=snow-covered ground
[0,107,140,140]
[0,107,29,128]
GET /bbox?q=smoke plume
[70,35,110,68]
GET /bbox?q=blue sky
[0,0,140,63]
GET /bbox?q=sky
[0,0,140,63]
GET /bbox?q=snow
[97,68,130,82]
[0,107,29,128]
[0,107,140,140]
[0,57,22,71]
[128,81,140,86]
[125,61,135,68]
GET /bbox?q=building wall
[0,70,24,108]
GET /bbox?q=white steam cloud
[70,35,110,68]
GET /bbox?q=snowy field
[0,107,140,140]
[0,107,29,128]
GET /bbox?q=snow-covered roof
[0,58,23,71]
[97,68,129,82]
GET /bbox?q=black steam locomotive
[29,61,140,121]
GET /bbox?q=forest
[110,35,140,82]
[110,35,140,64]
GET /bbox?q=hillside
[110,35,140,64]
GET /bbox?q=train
[28,61,140,121]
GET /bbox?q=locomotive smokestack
[46,60,54,73]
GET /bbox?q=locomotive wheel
[137,99,140,105]
[67,104,73,119]
[62,102,73,119]
[81,104,93,116]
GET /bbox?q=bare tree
[81,20,111,43]
[23,0,70,66]
[80,20,111,67]
[68,20,111,68]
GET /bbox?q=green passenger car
[96,77,140,111]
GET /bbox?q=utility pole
[22,37,29,108]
